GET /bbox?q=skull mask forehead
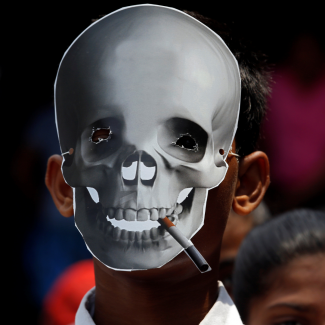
[55,4,240,270]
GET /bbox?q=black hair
[184,11,270,157]
[232,209,325,322]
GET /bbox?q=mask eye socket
[172,134,198,152]
[157,117,207,163]
[89,127,112,144]
[81,117,124,163]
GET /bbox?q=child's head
[184,11,270,157]
[233,209,325,324]
[46,5,270,275]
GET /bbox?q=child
[233,209,325,325]
[46,5,270,324]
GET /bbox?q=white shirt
[75,281,243,325]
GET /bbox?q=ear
[45,154,74,217]
[232,151,270,216]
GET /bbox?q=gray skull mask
[55,5,241,270]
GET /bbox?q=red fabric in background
[42,259,95,325]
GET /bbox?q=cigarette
[158,215,211,273]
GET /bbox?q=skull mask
[55,5,241,270]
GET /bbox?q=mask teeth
[173,203,183,215]
[166,214,179,226]
[108,208,115,219]
[150,208,159,221]
[104,223,165,245]
[105,205,183,222]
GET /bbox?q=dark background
[1,1,322,323]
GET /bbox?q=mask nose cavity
[140,151,157,186]
[122,151,157,186]
[122,152,139,186]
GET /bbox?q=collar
[75,281,243,325]
[199,282,243,325]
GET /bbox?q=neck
[93,253,220,325]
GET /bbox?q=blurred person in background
[262,32,325,213]
[41,259,95,325]
[233,209,325,325]
[218,202,270,298]
[13,104,91,308]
